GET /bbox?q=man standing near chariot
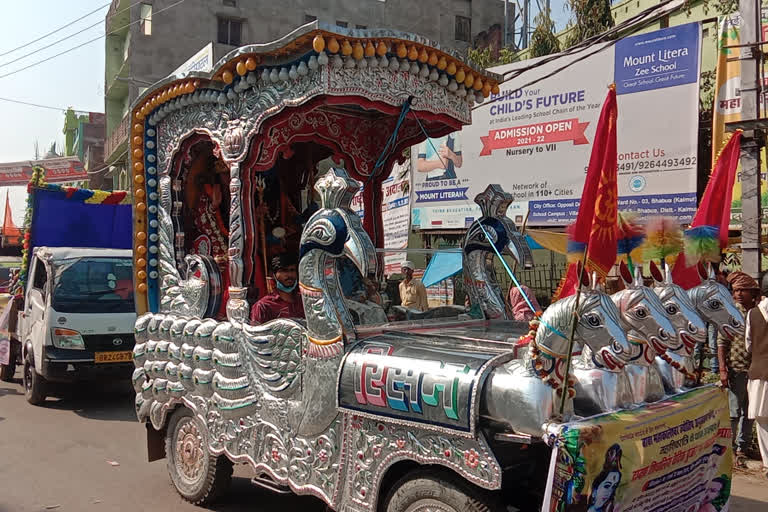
[718,271,759,465]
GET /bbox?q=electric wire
[0,0,187,80]
[0,96,90,113]
[472,0,685,112]
[0,0,149,70]
[0,1,110,57]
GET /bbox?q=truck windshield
[52,257,135,314]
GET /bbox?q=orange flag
[1,191,21,246]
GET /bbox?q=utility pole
[738,0,763,280]
[504,0,509,48]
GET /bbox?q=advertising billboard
[412,23,701,229]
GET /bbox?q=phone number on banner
[619,156,697,172]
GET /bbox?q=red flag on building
[557,86,619,299]
[1,191,21,246]
[672,130,742,289]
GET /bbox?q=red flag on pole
[1,191,21,246]
[671,130,742,289]
[556,86,619,299]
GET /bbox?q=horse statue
[482,271,633,437]
[611,263,677,404]
[570,273,635,417]
[463,184,533,320]
[688,263,745,345]
[648,261,707,394]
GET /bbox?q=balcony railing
[105,113,129,163]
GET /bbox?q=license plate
[94,351,132,363]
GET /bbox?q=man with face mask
[250,254,305,324]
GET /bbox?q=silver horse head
[463,184,534,319]
[535,270,631,372]
[612,262,677,359]
[688,263,745,340]
[649,261,706,356]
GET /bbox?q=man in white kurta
[747,295,768,479]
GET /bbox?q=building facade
[62,109,106,189]
[104,0,505,190]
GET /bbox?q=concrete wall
[114,0,505,111]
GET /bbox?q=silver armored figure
[463,184,533,320]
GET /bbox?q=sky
[0,0,569,226]
[0,1,108,226]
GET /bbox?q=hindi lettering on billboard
[412,23,701,229]
[712,9,768,227]
[352,162,411,275]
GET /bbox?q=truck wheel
[166,408,232,505]
[23,356,46,405]
[383,469,503,512]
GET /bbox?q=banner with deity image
[544,386,732,512]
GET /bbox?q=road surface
[1,371,767,511]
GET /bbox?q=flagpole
[558,243,588,416]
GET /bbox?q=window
[32,260,47,292]
[218,17,242,46]
[305,14,317,23]
[356,24,367,29]
[223,0,237,6]
[336,20,348,28]
[140,3,152,36]
[455,15,471,42]
[52,258,135,314]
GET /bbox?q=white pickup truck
[19,247,136,404]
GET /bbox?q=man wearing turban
[718,271,759,466]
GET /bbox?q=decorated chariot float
[129,22,740,512]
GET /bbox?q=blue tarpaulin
[421,251,463,288]
[30,189,133,252]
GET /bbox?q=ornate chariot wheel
[165,407,232,505]
[383,469,503,512]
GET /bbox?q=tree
[566,0,614,48]
[530,9,561,58]
[467,46,518,70]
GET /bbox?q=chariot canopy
[128,22,500,314]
